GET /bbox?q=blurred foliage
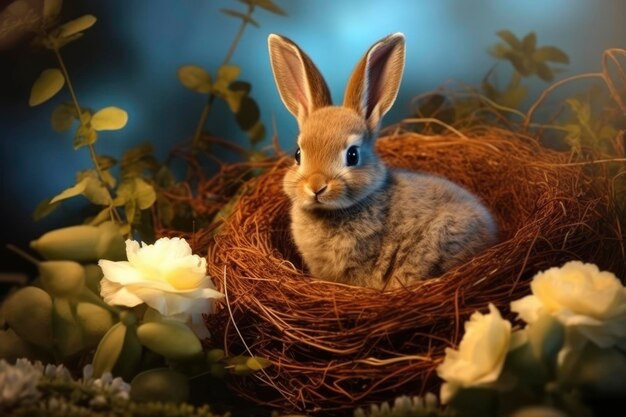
[413,30,570,123]
[182,0,288,152]
[411,30,626,215]
[353,394,447,417]
[25,0,287,241]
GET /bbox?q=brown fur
[269,33,497,289]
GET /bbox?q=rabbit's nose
[306,174,328,197]
[314,185,327,196]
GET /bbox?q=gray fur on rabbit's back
[290,169,498,290]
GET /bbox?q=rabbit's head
[268,33,406,210]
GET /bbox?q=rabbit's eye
[295,148,301,165]
[346,145,359,166]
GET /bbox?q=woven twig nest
[204,128,624,414]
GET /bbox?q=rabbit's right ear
[268,34,332,128]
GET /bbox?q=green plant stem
[52,46,123,224]
[190,4,255,151]
[6,244,40,265]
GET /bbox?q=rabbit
[267,32,498,290]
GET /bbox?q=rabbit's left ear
[268,34,332,128]
[344,33,405,132]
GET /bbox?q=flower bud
[39,260,85,298]
[130,368,189,403]
[136,320,202,360]
[30,221,125,262]
[76,302,114,347]
[53,298,84,357]
[83,264,103,294]
[0,329,39,362]
[3,287,53,348]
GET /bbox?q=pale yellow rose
[511,261,626,349]
[436,304,514,404]
[98,238,224,321]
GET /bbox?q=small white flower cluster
[0,359,43,410]
[0,359,131,412]
[436,260,626,404]
[81,364,131,407]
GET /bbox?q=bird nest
[176,127,624,415]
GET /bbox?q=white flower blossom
[99,237,224,333]
[511,261,626,350]
[436,304,517,404]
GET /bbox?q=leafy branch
[484,30,569,109]
[179,0,287,153]
[29,0,161,238]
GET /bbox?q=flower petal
[100,278,144,307]
[98,259,143,285]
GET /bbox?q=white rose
[436,304,514,404]
[510,261,626,349]
[98,238,224,321]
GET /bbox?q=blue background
[1,0,625,272]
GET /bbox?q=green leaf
[563,123,582,152]
[502,51,527,75]
[51,103,75,132]
[156,195,175,227]
[566,98,591,125]
[137,320,202,360]
[73,125,97,149]
[206,349,225,363]
[43,0,63,23]
[177,65,212,94]
[246,356,271,371]
[235,95,260,130]
[50,178,88,204]
[96,155,117,170]
[527,314,565,376]
[88,207,113,226]
[118,177,157,211]
[29,68,65,106]
[82,177,111,205]
[521,32,537,53]
[489,43,509,59]
[124,198,137,225]
[120,143,159,178]
[496,30,521,49]
[247,120,265,144]
[33,197,60,221]
[229,80,252,95]
[101,169,117,188]
[121,143,153,165]
[134,178,156,209]
[55,32,84,49]
[58,14,97,38]
[112,320,143,381]
[220,8,260,27]
[93,322,126,377]
[213,65,241,93]
[533,46,569,64]
[535,62,554,82]
[91,106,128,131]
[223,89,246,113]
[237,0,287,16]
